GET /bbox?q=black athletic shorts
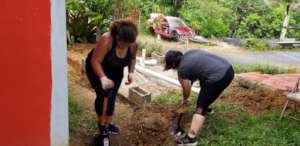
[197,66,234,110]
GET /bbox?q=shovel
[96,90,111,146]
[168,112,185,138]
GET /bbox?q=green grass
[69,95,83,132]
[153,90,198,114]
[233,64,297,74]
[153,91,182,105]
[154,93,300,146]
[69,89,300,145]
[69,95,97,133]
[199,102,300,146]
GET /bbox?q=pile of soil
[106,102,182,146]
[125,104,176,146]
[220,81,287,112]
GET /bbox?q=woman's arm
[91,33,112,78]
[177,76,191,113]
[125,43,138,85]
[128,43,138,73]
[179,76,191,101]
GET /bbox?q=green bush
[237,6,284,39]
[67,0,300,42]
[179,0,231,37]
[244,38,269,51]
[66,0,112,44]
[137,41,163,57]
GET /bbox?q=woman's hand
[125,73,133,85]
[100,76,114,90]
[177,99,188,113]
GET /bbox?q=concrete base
[129,86,151,104]
[237,72,300,91]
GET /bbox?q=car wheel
[173,32,180,41]
[173,32,185,42]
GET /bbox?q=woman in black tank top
[85,19,138,141]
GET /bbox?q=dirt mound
[129,105,176,146]
[111,104,177,146]
[220,81,287,112]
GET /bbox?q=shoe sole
[110,131,120,135]
[177,142,198,146]
[100,133,109,136]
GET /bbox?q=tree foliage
[66,0,300,43]
[66,0,112,43]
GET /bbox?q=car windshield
[167,17,187,28]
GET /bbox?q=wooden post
[280,4,291,41]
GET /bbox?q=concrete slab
[238,72,300,91]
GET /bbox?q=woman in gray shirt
[164,49,234,145]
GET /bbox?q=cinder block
[129,86,151,104]
[287,93,300,102]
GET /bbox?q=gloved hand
[125,73,133,85]
[100,76,114,90]
[176,99,188,113]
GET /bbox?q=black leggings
[85,66,122,116]
[197,67,234,113]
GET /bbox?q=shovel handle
[102,90,111,115]
[176,113,183,127]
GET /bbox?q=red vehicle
[148,13,195,41]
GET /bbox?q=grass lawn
[200,102,300,146]
[69,88,300,146]
[154,93,300,146]
[69,95,97,133]
[233,64,298,74]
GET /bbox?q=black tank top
[86,38,132,79]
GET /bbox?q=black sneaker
[108,123,120,134]
[100,125,109,136]
[176,135,198,146]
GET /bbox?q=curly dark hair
[164,50,183,70]
[110,19,138,43]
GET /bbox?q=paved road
[208,50,300,68]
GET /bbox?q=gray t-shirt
[178,49,231,83]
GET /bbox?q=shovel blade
[168,124,186,138]
[168,123,179,135]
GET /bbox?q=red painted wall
[0,0,51,146]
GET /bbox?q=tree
[179,0,231,37]
[237,6,284,38]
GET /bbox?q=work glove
[100,76,114,90]
[125,73,133,85]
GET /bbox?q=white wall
[50,0,69,145]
